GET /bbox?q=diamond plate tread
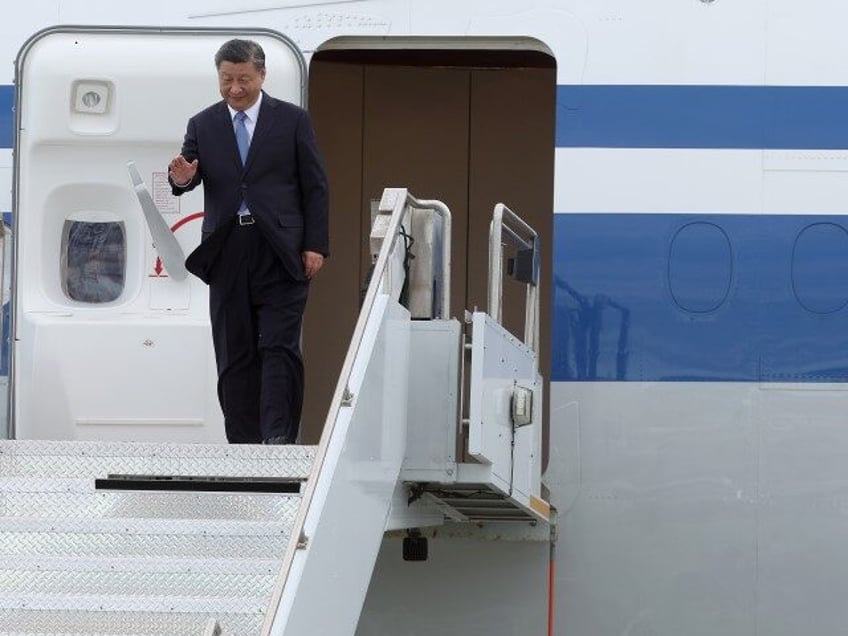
[0,594,264,615]
[0,484,302,523]
[0,633,234,636]
[0,517,292,560]
[0,634,216,636]
[0,555,280,575]
[0,567,278,599]
[0,442,316,633]
[0,608,261,635]
[0,441,317,479]
[0,517,291,536]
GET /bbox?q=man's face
[218,61,265,111]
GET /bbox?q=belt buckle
[239,214,255,226]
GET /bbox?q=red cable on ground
[548,523,557,635]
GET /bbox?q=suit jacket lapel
[244,93,277,172]
[214,102,243,172]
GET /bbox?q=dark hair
[214,39,266,71]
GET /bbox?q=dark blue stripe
[553,213,848,383]
[0,84,844,150]
[1,211,9,377]
[556,85,848,149]
[0,86,12,150]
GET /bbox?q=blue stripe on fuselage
[557,85,848,148]
[0,86,12,149]
[553,213,848,382]
[1,84,847,150]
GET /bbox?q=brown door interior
[303,47,555,456]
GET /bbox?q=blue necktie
[235,111,249,213]
[235,111,249,164]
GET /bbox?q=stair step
[0,606,260,635]
[0,633,224,636]
[0,480,301,522]
[0,517,293,559]
[0,555,279,574]
[0,440,306,633]
[0,440,316,479]
[0,556,280,598]
[0,593,264,614]
[0,633,199,636]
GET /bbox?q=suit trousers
[208,222,309,444]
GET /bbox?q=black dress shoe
[262,435,291,445]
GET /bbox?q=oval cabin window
[668,222,732,313]
[792,222,848,314]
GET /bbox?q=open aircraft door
[10,27,306,441]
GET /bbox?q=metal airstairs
[0,188,550,635]
[0,441,313,634]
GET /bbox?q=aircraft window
[792,222,848,314]
[60,217,126,303]
[668,221,732,313]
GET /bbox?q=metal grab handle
[488,203,540,358]
[401,192,452,319]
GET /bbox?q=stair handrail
[370,189,452,320]
[488,203,540,358]
[261,188,451,634]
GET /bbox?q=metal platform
[0,440,316,635]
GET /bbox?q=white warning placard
[152,171,180,215]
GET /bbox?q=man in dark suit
[168,38,329,445]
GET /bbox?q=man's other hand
[302,251,324,279]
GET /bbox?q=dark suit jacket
[173,92,329,282]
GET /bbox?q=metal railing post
[487,203,540,358]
